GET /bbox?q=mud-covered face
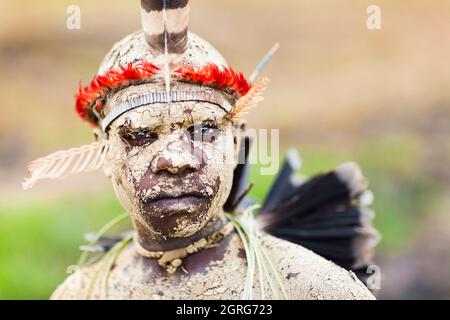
[104,91,239,238]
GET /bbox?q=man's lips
[141,191,210,213]
[144,191,206,202]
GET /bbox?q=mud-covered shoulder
[259,232,375,300]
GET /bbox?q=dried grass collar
[134,222,234,274]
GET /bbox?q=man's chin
[144,216,208,238]
[139,203,211,237]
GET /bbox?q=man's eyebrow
[115,117,161,131]
[199,118,218,125]
[116,122,146,132]
[116,123,130,131]
[190,108,225,121]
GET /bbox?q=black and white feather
[258,150,380,286]
[140,0,190,67]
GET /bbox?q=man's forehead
[112,101,226,129]
[105,82,232,131]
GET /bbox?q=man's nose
[150,131,201,174]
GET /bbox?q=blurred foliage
[0,193,123,299]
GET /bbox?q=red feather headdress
[75,60,252,126]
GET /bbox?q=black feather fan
[257,150,380,285]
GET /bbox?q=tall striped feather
[140,0,189,69]
[22,141,110,190]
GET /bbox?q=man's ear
[232,121,247,168]
[102,153,112,179]
[93,128,112,179]
[223,133,252,212]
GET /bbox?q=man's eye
[188,124,220,143]
[121,130,158,147]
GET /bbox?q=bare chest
[105,235,249,299]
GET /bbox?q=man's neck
[133,213,227,252]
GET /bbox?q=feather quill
[227,76,270,122]
[162,0,171,98]
[22,140,110,190]
[249,43,280,84]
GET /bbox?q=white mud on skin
[104,82,240,240]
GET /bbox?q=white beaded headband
[101,90,233,133]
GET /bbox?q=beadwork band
[101,90,233,132]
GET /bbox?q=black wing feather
[258,151,380,286]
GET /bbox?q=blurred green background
[0,0,449,299]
